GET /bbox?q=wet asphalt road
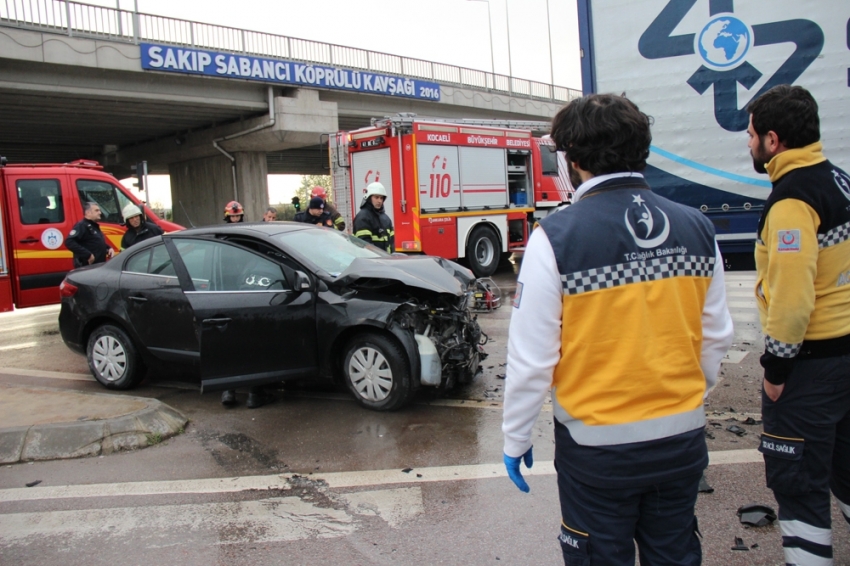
[2,262,850,565]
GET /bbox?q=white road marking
[727,301,758,310]
[0,342,36,351]
[0,449,762,503]
[0,497,356,546]
[0,321,58,333]
[340,487,424,528]
[722,350,748,364]
[0,367,93,382]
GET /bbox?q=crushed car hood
[334,256,475,295]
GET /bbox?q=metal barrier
[0,0,582,103]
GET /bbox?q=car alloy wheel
[91,334,127,382]
[348,345,393,402]
[342,332,413,411]
[86,324,144,390]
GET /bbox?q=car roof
[170,221,315,238]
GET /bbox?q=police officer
[120,204,163,251]
[66,202,113,268]
[502,94,733,565]
[310,186,345,231]
[262,207,277,222]
[353,182,394,252]
[294,197,334,227]
[747,85,850,565]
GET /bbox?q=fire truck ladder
[371,113,552,134]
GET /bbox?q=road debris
[738,504,777,527]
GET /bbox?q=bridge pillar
[168,151,269,227]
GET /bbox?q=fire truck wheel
[343,332,413,411]
[86,324,145,390]
[466,225,500,277]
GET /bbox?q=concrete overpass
[0,0,580,225]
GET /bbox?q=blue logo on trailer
[639,0,824,132]
[696,16,751,69]
[140,43,441,102]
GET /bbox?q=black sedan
[58,223,486,411]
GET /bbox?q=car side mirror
[295,270,312,291]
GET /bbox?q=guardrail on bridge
[0,0,582,104]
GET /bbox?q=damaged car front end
[323,255,487,410]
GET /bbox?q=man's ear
[765,130,784,154]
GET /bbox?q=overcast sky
[104,0,582,205]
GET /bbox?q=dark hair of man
[549,94,652,175]
[266,206,277,214]
[83,201,98,213]
[746,84,820,148]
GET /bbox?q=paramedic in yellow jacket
[747,84,850,566]
[502,94,733,566]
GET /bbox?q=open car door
[167,237,319,392]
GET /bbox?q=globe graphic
[697,16,750,68]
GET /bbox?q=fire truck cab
[0,158,182,312]
[330,115,573,277]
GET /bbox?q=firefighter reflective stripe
[354,229,374,239]
[781,519,833,565]
[552,398,706,446]
[784,547,833,566]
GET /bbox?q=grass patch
[146,432,164,446]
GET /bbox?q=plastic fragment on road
[731,537,749,551]
[727,424,747,436]
[738,503,777,527]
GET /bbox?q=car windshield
[273,228,388,277]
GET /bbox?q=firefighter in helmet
[353,182,394,252]
[310,186,345,231]
[120,203,163,251]
[223,201,244,223]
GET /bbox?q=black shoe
[247,390,274,409]
[221,390,237,407]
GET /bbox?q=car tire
[466,225,500,277]
[343,332,413,411]
[86,324,145,390]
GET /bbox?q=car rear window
[122,244,176,277]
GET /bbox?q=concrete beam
[111,89,338,171]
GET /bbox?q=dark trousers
[555,442,702,565]
[760,354,850,565]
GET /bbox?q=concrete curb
[0,393,188,464]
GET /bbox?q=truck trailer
[577,0,850,253]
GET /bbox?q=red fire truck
[329,115,573,277]
[0,158,182,312]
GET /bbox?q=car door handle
[202,317,232,326]
[128,295,148,303]
[19,237,38,244]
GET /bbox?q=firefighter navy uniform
[324,201,346,232]
[503,173,733,565]
[353,201,394,252]
[65,218,111,268]
[756,141,850,566]
[294,210,334,227]
[120,221,163,251]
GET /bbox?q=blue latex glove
[504,447,533,493]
